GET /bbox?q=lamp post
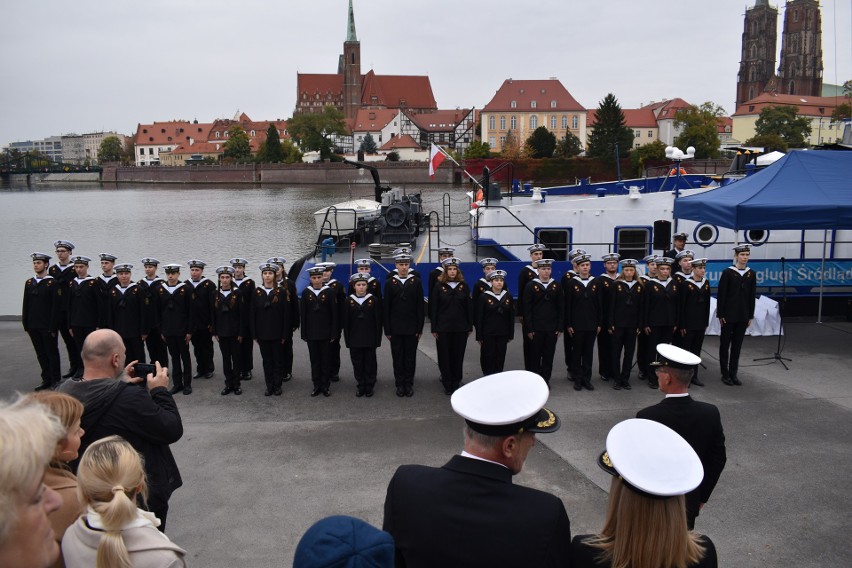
[665,145,695,234]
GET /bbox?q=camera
[135,363,156,378]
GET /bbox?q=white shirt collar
[460,450,509,469]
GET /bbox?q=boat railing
[316,204,362,241]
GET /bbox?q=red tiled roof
[732,92,841,117]
[352,109,398,132]
[297,73,344,95]
[641,98,691,120]
[206,114,289,151]
[482,79,585,112]
[587,108,657,128]
[716,116,733,133]
[379,134,421,151]
[169,141,223,155]
[360,71,436,110]
[134,121,213,146]
[406,109,472,132]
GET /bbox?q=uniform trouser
[329,336,341,378]
[349,347,377,389]
[239,332,254,374]
[258,339,283,391]
[57,312,81,372]
[645,326,675,381]
[611,327,638,384]
[164,335,192,389]
[71,326,96,374]
[190,328,214,374]
[145,328,169,367]
[29,330,60,386]
[719,320,748,378]
[563,332,574,377]
[307,340,332,389]
[571,330,597,384]
[281,335,292,377]
[522,329,531,370]
[681,330,706,381]
[436,331,468,389]
[636,330,649,378]
[596,328,614,379]
[218,336,242,389]
[480,335,510,376]
[390,334,418,388]
[528,331,558,382]
[122,336,146,368]
[145,494,169,533]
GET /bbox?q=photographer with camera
[58,329,184,531]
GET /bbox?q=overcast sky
[1,0,850,145]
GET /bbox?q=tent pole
[817,230,827,324]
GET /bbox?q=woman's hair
[25,392,84,466]
[586,477,706,568]
[0,397,65,544]
[438,265,465,284]
[76,436,148,568]
[617,266,637,282]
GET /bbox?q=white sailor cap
[187,259,206,269]
[534,258,554,268]
[31,252,52,262]
[392,247,412,256]
[317,262,336,271]
[349,273,370,283]
[437,247,455,255]
[229,258,248,267]
[527,244,546,253]
[574,254,592,264]
[486,269,507,281]
[163,263,182,273]
[673,232,688,241]
[140,258,160,266]
[114,263,133,273]
[690,258,708,267]
[651,343,701,370]
[354,258,372,267]
[259,263,279,273]
[479,257,498,267]
[99,253,117,262]
[267,257,287,266]
[569,248,588,260]
[393,254,412,263]
[733,243,751,253]
[597,418,703,498]
[441,257,461,267]
[622,259,638,267]
[451,371,560,436]
[53,240,75,251]
[655,257,674,266]
[307,266,325,276]
[71,255,91,265]
[675,249,696,260]
[602,253,621,262]
[216,266,235,276]
[643,254,658,263]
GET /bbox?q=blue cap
[293,515,394,568]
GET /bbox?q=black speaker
[653,220,672,250]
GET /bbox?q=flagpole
[432,143,483,188]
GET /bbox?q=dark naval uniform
[106,283,147,366]
[325,277,347,382]
[474,290,515,375]
[233,276,256,378]
[300,284,339,393]
[679,275,711,382]
[347,275,382,299]
[593,273,617,381]
[279,277,300,381]
[158,282,193,392]
[49,262,80,376]
[251,285,294,395]
[517,264,538,369]
[342,293,383,395]
[471,277,490,306]
[68,276,102,374]
[138,276,168,367]
[560,270,577,379]
[608,279,644,388]
[96,273,118,327]
[522,278,563,383]
[214,288,246,393]
[187,277,216,377]
[716,266,756,384]
[23,275,61,388]
[430,280,472,393]
[383,273,425,393]
[642,277,679,387]
[565,276,601,389]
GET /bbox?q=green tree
[359,133,378,154]
[287,105,347,160]
[587,93,634,162]
[122,137,136,165]
[525,126,557,158]
[831,102,851,122]
[674,102,725,158]
[754,105,812,148]
[256,123,285,163]
[843,79,852,98]
[630,140,668,175]
[554,133,583,158]
[743,133,789,153]
[501,130,521,159]
[223,125,253,162]
[280,139,303,164]
[97,136,124,163]
[464,140,491,159]
[386,151,400,162]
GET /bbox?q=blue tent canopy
[674,151,852,230]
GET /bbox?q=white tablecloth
[705,295,782,336]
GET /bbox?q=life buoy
[670,167,687,176]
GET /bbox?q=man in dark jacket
[59,329,184,531]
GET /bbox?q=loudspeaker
[653,220,672,250]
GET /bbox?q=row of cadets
[522,257,563,384]
[48,240,80,378]
[564,254,601,391]
[24,252,61,390]
[300,265,338,397]
[67,256,102,378]
[138,258,169,369]
[251,262,294,397]
[186,259,216,380]
[106,263,147,366]
[678,257,711,387]
[641,256,679,388]
[473,269,515,376]
[560,247,586,382]
[607,259,644,390]
[518,244,546,370]
[343,272,383,397]
[269,256,300,382]
[158,263,194,394]
[594,253,621,382]
[230,258,255,381]
[383,253,424,397]
[213,266,245,396]
[430,257,472,395]
[716,244,755,386]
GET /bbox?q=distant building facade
[62,131,129,165]
[133,121,213,166]
[737,0,778,108]
[731,92,842,145]
[6,136,63,162]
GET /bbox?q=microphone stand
[754,256,792,369]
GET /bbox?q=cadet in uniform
[386,247,420,281]
[317,261,345,383]
[49,239,80,378]
[594,253,620,382]
[159,263,193,395]
[186,260,216,379]
[608,259,643,390]
[471,258,497,305]
[231,258,256,381]
[518,244,546,370]
[430,257,472,396]
[300,265,338,397]
[106,264,146,366]
[664,232,688,259]
[674,249,695,284]
[564,254,601,391]
[474,270,514,375]
[213,266,245,396]
[642,256,679,389]
[268,257,300,382]
[522,258,563,383]
[343,273,383,397]
[139,258,168,367]
[251,263,293,397]
[383,253,425,397]
[68,256,101,378]
[348,258,383,299]
[23,252,61,390]
[96,253,118,328]
[678,258,711,387]
[427,247,455,303]
[561,248,587,382]
[636,254,658,380]
[717,244,756,386]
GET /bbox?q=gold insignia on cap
[601,451,613,468]
[537,408,556,428]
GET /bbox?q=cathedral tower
[342,0,362,120]
[778,0,823,96]
[737,0,778,107]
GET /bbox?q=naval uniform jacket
[471,277,490,306]
[186,278,215,332]
[475,290,515,340]
[593,274,617,329]
[96,274,118,327]
[343,294,383,348]
[383,274,425,336]
[522,279,564,334]
[607,279,644,329]
[299,285,339,341]
[107,284,146,339]
[68,277,102,328]
[430,281,472,333]
[716,266,756,323]
[250,286,293,341]
[383,455,572,568]
[427,266,443,303]
[517,265,538,315]
[281,277,300,333]
[49,263,75,312]
[643,277,679,328]
[637,395,727,516]
[564,276,601,332]
[138,277,163,332]
[22,275,60,332]
[157,283,193,337]
[347,276,383,299]
[679,276,711,330]
[213,289,245,338]
[233,277,256,328]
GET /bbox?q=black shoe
[356,387,365,397]
[62,368,77,379]
[265,389,273,396]
[322,388,331,397]
[233,388,242,395]
[169,385,183,395]
[691,377,705,387]
[648,380,659,389]
[311,387,322,397]
[567,374,575,382]
[583,381,595,391]
[444,386,453,395]
[612,382,622,390]
[274,388,283,396]
[599,375,610,382]
[330,375,340,383]
[220,387,232,396]
[365,387,374,397]
[396,387,406,397]
[192,372,205,379]
[573,382,582,391]
[183,386,192,395]
[731,376,742,386]
[721,376,734,386]
[205,371,214,379]
[638,373,647,381]
[34,381,52,391]
[623,382,632,390]
[242,372,252,381]
[405,386,413,397]
[283,373,292,382]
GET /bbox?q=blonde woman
[62,436,186,568]
[25,392,86,568]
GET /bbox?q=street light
[665,145,696,236]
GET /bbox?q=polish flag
[429,143,446,179]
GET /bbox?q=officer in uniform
[159,263,193,395]
[608,258,644,390]
[348,258,383,299]
[717,244,756,386]
[678,258,711,386]
[106,263,146,366]
[522,258,563,384]
[231,258,256,381]
[383,253,425,397]
[23,252,61,390]
[138,258,168,367]
[564,254,601,391]
[642,256,679,389]
[96,253,118,327]
[665,232,688,259]
[474,269,514,376]
[186,259,216,379]
[518,244,546,370]
[343,272,383,397]
[49,239,80,378]
[68,255,100,378]
[300,265,339,397]
[594,253,620,382]
[383,370,571,568]
[213,266,244,396]
[471,258,497,305]
[250,263,293,397]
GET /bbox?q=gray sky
[1,0,850,144]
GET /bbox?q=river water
[1,181,459,316]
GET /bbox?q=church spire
[346,0,358,42]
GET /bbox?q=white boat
[314,198,381,237]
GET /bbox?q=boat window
[615,227,650,260]
[693,224,718,247]
[744,229,769,246]
[536,228,571,261]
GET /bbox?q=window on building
[500,136,506,146]
[635,143,641,148]
[615,227,651,260]
[531,100,537,109]
[536,228,571,261]
[148,148,154,155]
[648,130,653,137]
[500,116,506,129]
[510,116,517,129]
[489,116,496,130]
[139,149,144,156]
[530,115,538,129]
[562,116,568,129]
[215,132,220,138]
[489,136,496,147]
[634,130,640,138]
[572,115,578,129]
[510,100,517,109]
[551,100,557,108]
[250,130,255,137]
[550,116,557,129]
